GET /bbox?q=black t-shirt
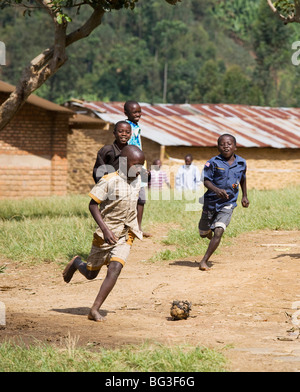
[92,140,124,183]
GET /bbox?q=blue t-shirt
[126,119,147,187]
[126,120,142,149]
[203,154,246,211]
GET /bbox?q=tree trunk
[0,0,179,130]
[0,6,105,131]
[163,61,168,103]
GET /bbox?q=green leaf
[56,14,63,24]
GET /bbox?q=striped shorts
[86,231,135,271]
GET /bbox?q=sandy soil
[0,228,300,372]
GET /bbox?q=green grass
[0,187,299,264]
[0,341,227,372]
[0,195,93,263]
[1,188,297,372]
[0,194,89,221]
[145,187,300,261]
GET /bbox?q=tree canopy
[0,0,181,130]
[0,0,300,131]
[267,0,300,23]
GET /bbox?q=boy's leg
[199,227,224,271]
[63,255,99,283]
[63,235,110,283]
[199,206,233,271]
[88,234,133,321]
[88,261,123,322]
[137,203,144,231]
[137,188,151,237]
[198,209,213,240]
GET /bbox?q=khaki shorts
[86,231,135,271]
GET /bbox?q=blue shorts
[198,205,234,236]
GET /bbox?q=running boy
[93,120,132,183]
[63,145,145,322]
[198,134,249,271]
[124,100,150,237]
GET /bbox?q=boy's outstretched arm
[89,199,117,244]
[204,179,229,200]
[240,175,249,208]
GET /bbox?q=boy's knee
[199,229,212,239]
[108,261,123,276]
[214,227,224,238]
[86,270,99,280]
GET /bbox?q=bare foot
[199,260,211,271]
[63,255,81,283]
[143,231,152,238]
[88,309,106,322]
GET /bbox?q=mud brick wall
[67,127,162,194]
[158,146,300,190]
[0,100,70,199]
[67,130,300,195]
[67,124,112,194]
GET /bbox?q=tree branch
[267,0,300,24]
[0,4,105,131]
[0,0,178,130]
[66,7,105,46]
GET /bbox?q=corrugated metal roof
[68,101,300,148]
[69,113,106,127]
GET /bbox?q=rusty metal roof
[67,101,300,148]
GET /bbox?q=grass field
[0,187,299,264]
[0,187,299,372]
[0,340,227,372]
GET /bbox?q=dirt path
[1,229,300,372]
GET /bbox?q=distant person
[92,121,132,183]
[63,145,145,322]
[175,154,201,191]
[198,134,249,271]
[124,100,151,237]
[149,159,170,190]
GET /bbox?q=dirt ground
[0,228,300,372]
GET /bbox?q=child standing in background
[149,159,170,190]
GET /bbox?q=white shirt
[175,163,202,191]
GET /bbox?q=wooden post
[160,145,165,162]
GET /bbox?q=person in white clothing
[175,154,201,191]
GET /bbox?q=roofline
[0,80,73,114]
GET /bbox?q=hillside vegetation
[0,0,300,106]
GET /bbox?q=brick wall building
[67,114,107,194]
[64,100,300,193]
[66,131,300,193]
[0,80,73,199]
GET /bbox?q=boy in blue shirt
[124,100,151,237]
[198,134,249,271]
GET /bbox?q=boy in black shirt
[93,121,132,183]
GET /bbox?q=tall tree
[253,0,290,104]
[267,0,300,23]
[0,0,181,131]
